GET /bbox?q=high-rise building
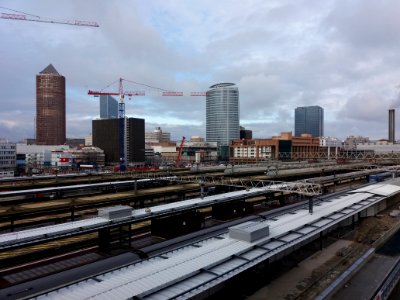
[294,106,324,137]
[206,83,240,145]
[92,118,145,164]
[36,64,66,145]
[100,95,118,119]
[389,109,395,143]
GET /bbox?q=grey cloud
[2,0,400,143]
[324,0,400,50]
[339,92,388,122]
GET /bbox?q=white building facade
[0,140,16,177]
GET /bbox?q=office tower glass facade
[206,83,239,145]
[294,106,324,137]
[100,95,118,119]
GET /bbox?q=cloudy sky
[1,0,400,142]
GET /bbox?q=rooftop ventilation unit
[229,220,270,242]
[98,205,132,220]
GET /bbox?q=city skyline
[2,1,400,142]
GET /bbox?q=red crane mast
[176,137,186,168]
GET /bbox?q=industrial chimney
[389,109,395,143]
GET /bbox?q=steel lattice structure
[142,174,322,196]
[275,151,400,160]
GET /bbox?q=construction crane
[88,78,205,171]
[88,78,143,172]
[0,7,99,27]
[176,136,186,168]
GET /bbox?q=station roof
[31,181,400,299]
[0,187,268,249]
[0,178,153,198]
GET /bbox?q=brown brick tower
[36,64,66,145]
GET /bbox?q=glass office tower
[294,106,324,137]
[100,95,118,119]
[206,83,240,146]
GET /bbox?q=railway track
[0,182,206,231]
[0,173,370,235]
[2,178,389,300]
[0,167,397,300]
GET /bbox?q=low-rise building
[0,139,16,177]
[146,142,177,164]
[51,150,73,168]
[179,141,218,164]
[149,142,177,156]
[70,147,105,168]
[146,140,218,165]
[16,144,105,174]
[230,132,320,162]
[356,142,400,153]
[240,126,253,140]
[17,144,69,175]
[341,136,400,155]
[145,127,171,143]
[65,138,85,148]
[145,146,155,163]
[85,134,93,146]
[344,135,370,150]
[190,136,205,142]
[319,136,343,159]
